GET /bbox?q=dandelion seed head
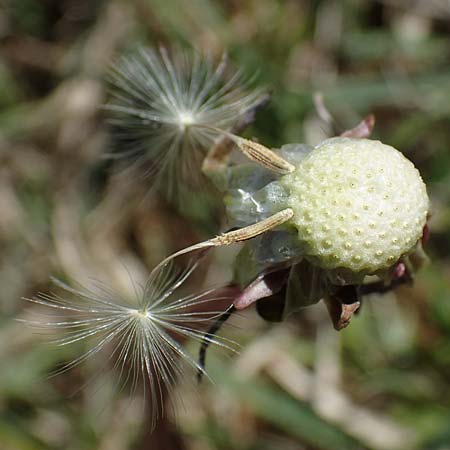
[105,47,262,196]
[281,137,428,274]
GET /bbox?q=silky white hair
[23,260,237,429]
[105,47,262,197]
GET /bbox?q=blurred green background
[1,0,450,449]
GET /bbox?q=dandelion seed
[105,47,263,197]
[23,260,237,429]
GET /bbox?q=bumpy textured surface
[280,137,429,274]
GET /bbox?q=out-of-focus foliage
[1,0,450,449]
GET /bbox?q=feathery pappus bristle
[22,260,238,429]
[104,46,263,197]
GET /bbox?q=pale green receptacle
[280,137,429,274]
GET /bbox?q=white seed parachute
[105,47,262,197]
[23,260,238,429]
